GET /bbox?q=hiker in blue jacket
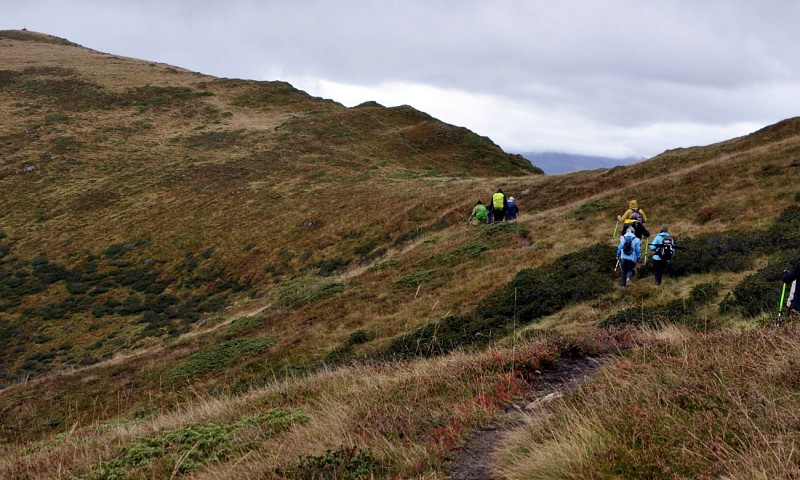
[648,225,674,286]
[506,196,519,221]
[616,226,641,287]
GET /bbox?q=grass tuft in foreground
[496,325,800,479]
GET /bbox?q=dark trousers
[653,259,667,285]
[493,209,505,222]
[620,259,637,287]
[631,222,650,240]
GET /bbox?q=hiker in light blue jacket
[616,226,641,287]
[648,225,674,286]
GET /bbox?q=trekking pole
[643,238,649,265]
[612,221,619,239]
[614,257,620,272]
[776,282,787,327]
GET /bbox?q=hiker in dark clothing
[506,196,519,221]
[781,265,800,313]
[492,188,508,222]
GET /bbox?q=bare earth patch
[447,355,606,480]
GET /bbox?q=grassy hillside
[2,30,800,479]
[0,29,539,379]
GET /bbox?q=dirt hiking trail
[447,355,606,480]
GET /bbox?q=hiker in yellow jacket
[617,199,650,240]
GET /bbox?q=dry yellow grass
[495,325,800,479]
[0,332,625,479]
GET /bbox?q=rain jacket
[470,204,488,224]
[616,230,641,262]
[506,200,518,220]
[619,199,648,225]
[648,231,673,262]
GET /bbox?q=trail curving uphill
[447,356,606,480]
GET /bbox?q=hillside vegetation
[1,30,800,479]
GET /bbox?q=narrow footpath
[447,356,606,480]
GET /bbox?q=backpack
[475,205,487,221]
[658,236,674,261]
[622,236,633,255]
[629,208,643,223]
[493,192,505,210]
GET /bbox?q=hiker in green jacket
[469,200,488,226]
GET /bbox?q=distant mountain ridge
[518,151,645,174]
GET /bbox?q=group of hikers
[466,193,799,321]
[468,188,518,226]
[614,199,674,288]
[614,198,800,323]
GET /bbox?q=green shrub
[368,259,398,272]
[44,113,70,123]
[286,447,385,479]
[600,281,721,329]
[171,337,275,378]
[393,227,427,246]
[66,281,89,295]
[82,409,307,480]
[478,243,615,322]
[571,198,614,218]
[185,130,243,149]
[225,315,264,336]
[725,249,800,317]
[104,243,129,259]
[440,242,488,263]
[347,329,374,346]
[478,221,526,241]
[316,257,350,276]
[765,204,800,247]
[386,313,510,358]
[392,270,435,289]
[669,231,761,277]
[31,334,52,344]
[389,243,616,358]
[270,276,345,309]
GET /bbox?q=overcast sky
[4,1,800,160]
